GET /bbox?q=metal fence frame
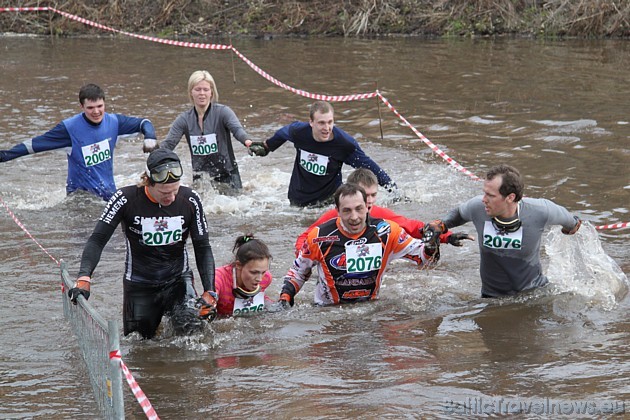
[61,261,124,419]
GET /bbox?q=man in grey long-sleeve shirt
[426,164,581,297]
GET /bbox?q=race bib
[345,243,383,273]
[482,221,523,250]
[81,139,112,167]
[190,134,218,155]
[299,150,328,176]
[233,292,265,316]
[140,217,183,246]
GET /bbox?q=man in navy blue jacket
[250,100,397,207]
[0,83,157,201]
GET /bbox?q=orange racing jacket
[281,215,437,306]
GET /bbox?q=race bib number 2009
[482,221,522,250]
[300,150,329,176]
[141,217,183,246]
[81,139,112,167]
[191,134,218,155]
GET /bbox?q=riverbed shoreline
[1,1,629,39]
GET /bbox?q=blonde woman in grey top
[160,70,255,194]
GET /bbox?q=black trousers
[193,165,242,195]
[122,273,191,339]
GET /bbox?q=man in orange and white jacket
[294,168,472,255]
[278,183,441,307]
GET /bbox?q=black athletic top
[77,184,216,291]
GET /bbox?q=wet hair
[334,183,367,209]
[486,164,524,202]
[79,84,105,105]
[138,173,154,187]
[309,100,334,120]
[347,168,377,187]
[232,234,272,265]
[188,70,219,103]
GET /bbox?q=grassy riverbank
[1,0,629,38]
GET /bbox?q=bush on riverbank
[1,0,629,38]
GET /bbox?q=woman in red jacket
[215,234,274,317]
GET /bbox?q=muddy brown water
[0,36,628,418]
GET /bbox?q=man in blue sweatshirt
[249,100,397,207]
[0,83,157,201]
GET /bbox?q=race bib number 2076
[345,243,383,273]
[141,217,183,246]
[482,221,522,250]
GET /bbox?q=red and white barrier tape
[1,7,374,101]
[0,189,159,419]
[0,7,231,50]
[229,47,377,101]
[596,222,630,230]
[0,7,627,227]
[0,9,628,419]
[109,350,160,420]
[377,92,481,182]
[0,195,59,265]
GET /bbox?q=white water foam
[544,222,628,310]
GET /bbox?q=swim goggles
[234,284,261,299]
[491,216,522,234]
[491,202,522,234]
[147,161,183,183]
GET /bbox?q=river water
[0,35,629,418]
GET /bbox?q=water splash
[544,222,628,310]
[191,163,294,217]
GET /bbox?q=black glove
[422,220,446,257]
[278,281,297,309]
[0,151,6,162]
[68,287,90,304]
[68,278,91,304]
[267,296,292,313]
[197,291,218,321]
[248,142,269,157]
[447,232,474,247]
[422,220,447,243]
[385,182,409,203]
[279,293,293,308]
[562,216,582,235]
